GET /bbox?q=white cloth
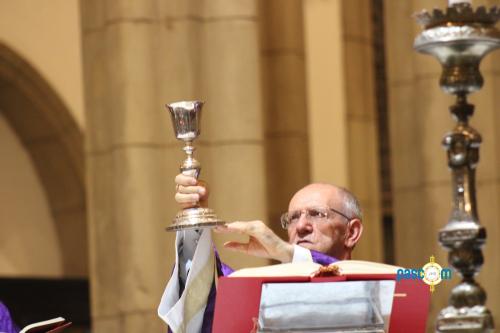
[158,234,313,332]
[292,244,313,263]
[158,229,214,333]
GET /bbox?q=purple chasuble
[0,302,19,333]
[310,249,338,266]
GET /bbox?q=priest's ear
[345,218,363,250]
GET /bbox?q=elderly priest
[158,174,364,333]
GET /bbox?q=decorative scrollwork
[439,228,482,243]
[415,25,500,44]
[415,4,500,29]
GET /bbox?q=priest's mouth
[296,240,313,246]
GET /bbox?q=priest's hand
[174,173,209,209]
[215,221,294,263]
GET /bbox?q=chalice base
[166,207,225,231]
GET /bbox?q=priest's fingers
[175,174,197,186]
[217,223,292,262]
[223,241,250,253]
[215,221,267,236]
[175,174,209,203]
[175,192,199,204]
[180,202,197,209]
[177,184,206,195]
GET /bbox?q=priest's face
[286,184,350,260]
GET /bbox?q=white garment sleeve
[178,229,203,284]
[158,229,213,333]
[291,244,314,263]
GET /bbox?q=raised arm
[158,175,215,333]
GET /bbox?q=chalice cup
[165,100,225,231]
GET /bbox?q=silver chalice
[165,101,225,231]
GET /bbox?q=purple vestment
[0,302,19,333]
[309,249,338,266]
[195,250,337,333]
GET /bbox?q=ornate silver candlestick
[165,101,225,231]
[414,2,500,332]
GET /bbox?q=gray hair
[337,187,363,221]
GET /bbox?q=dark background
[0,278,90,332]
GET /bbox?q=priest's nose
[295,214,313,236]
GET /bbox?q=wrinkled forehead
[288,184,342,212]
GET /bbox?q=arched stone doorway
[0,43,87,277]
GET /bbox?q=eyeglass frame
[280,206,352,229]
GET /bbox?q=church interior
[0,0,499,332]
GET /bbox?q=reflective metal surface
[165,101,224,231]
[167,101,203,178]
[258,281,395,333]
[414,5,500,95]
[414,3,499,332]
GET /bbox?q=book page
[229,260,401,278]
[334,260,401,275]
[229,262,321,277]
[20,317,66,333]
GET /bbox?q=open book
[20,317,71,333]
[229,260,401,278]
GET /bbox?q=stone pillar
[259,0,310,239]
[385,0,500,329]
[81,1,175,332]
[303,0,383,261]
[341,0,383,262]
[81,0,269,331]
[473,4,500,320]
[195,0,269,268]
[303,0,348,186]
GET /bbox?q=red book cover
[212,274,430,333]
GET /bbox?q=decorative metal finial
[415,4,500,29]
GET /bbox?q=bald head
[289,183,362,221]
[286,183,363,260]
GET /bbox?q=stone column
[81,1,176,332]
[474,3,500,319]
[259,0,310,239]
[341,0,384,262]
[81,0,269,331]
[385,0,500,329]
[302,0,383,261]
[303,0,349,186]
[195,0,269,268]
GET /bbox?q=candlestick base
[437,305,493,333]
